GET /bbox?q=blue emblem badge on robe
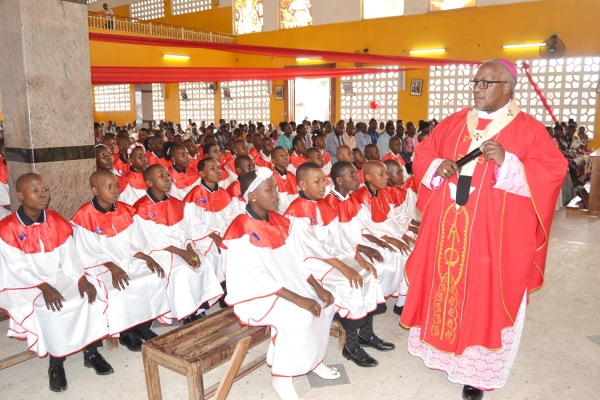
[197,199,208,204]
[19,232,26,241]
[148,213,156,219]
[251,232,261,241]
[94,227,104,233]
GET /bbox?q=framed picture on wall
[275,85,284,100]
[410,79,423,96]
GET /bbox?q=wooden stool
[0,310,37,370]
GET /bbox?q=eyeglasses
[470,80,507,89]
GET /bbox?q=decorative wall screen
[280,0,313,29]
[93,85,131,112]
[428,58,599,137]
[430,0,475,11]
[340,68,399,122]
[179,82,215,129]
[363,0,404,20]
[515,57,598,137]
[131,0,165,20]
[171,0,211,16]
[152,83,165,122]
[220,80,270,124]
[235,0,264,35]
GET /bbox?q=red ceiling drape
[89,32,480,67]
[91,66,418,84]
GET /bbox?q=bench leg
[333,320,346,351]
[213,336,252,400]
[143,352,162,400]
[187,362,205,400]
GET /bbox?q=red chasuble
[289,153,307,170]
[220,212,289,250]
[226,181,244,202]
[113,154,129,175]
[0,210,72,254]
[134,195,185,226]
[71,202,135,237]
[168,166,200,189]
[146,151,171,167]
[380,151,406,166]
[183,184,232,212]
[284,197,337,226]
[323,193,362,223]
[273,170,299,195]
[351,186,392,224]
[400,107,567,355]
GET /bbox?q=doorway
[294,78,330,123]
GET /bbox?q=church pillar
[0,0,95,218]
[135,84,154,129]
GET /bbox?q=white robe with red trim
[71,202,171,334]
[0,211,109,357]
[284,198,384,320]
[133,195,224,320]
[0,207,10,221]
[119,170,148,206]
[222,212,334,377]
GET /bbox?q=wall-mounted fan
[540,35,565,59]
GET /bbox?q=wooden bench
[0,310,37,370]
[142,307,347,400]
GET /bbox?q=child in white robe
[271,146,299,213]
[222,167,339,400]
[0,173,112,392]
[313,133,332,177]
[71,170,171,351]
[132,165,224,324]
[119,143,149,206]
[284,163,394,369]
[0,139,10,215]
[203,143,234,189]
[164,142,200,200]
[225,154,256,216]
[222,140,249,188]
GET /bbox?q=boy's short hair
[296,162,321,182]
[143,164,163,182]
[292,136,304,146]
[197,156,216,173]
[305,148,321,159]
[330,161,353,182]
[234,154,253,169]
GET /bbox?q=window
[515,57,598,138]
[131,0,164,20]
[428,64,478,121]
[430,0,476,11]
[340,68,399,122]
[280,0,312,30]
[363,0,404,20]
[427,58,599,138]
[94,85,131,112]
[87,0,100,4]
[220,80,270,124]
[171,0,211,16]
[152,83,166,122]
[179,82,215,130]
[235,0,264,35]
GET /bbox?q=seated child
[254,136,274,170]
[284,163,392,369]
[223,140,250,187]
[113,136,131,176]
[380,137,406,166]
[0,173,112,392]
[164,142,200,200]
[306,147,331,195]
[71,170,170,351]
[119,143,149,206]
[222,168,339,400]
[337,145,364,184]
[203,142,231,189]
[102,133,117,155]
[271,146,299,214]
[287,136,307,175]
[146,136,170,167]
[226,154,256,216]
[382,159,421,226]
[364,143,381,162]
[314,133,332,176]
[248,133,262,162]
[132,165,223,324]
[352,148,367,184]
[183,138,200,171]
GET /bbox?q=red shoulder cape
[284,197,337,226]
[221,212,289,250]
[289,153,307,169]
[382,185,407,208]
[351,186,391,223]
[323,193,361,223]
[134,195,184,226]
[113,154,130,175]
[121,170,147,190]
[71,201,134,237]
[168,166,200,189]
[381,151,406,166]
[183,184,232,212]
[402,176,417,192]
[226,181,245,201]
[146,151,171,167]
[0,160,7,184]
[273,170,298,195]
[0,210,72,254]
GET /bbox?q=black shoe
[358,335,395,351]
[219,297,228,309]
[196,311,206,319]
[119,331,144,352]
[182,314,197,325]
[140,328,158,341]
[393,305,404,316]
[462,385,484,400]
[342,346,379,367]
[84,351,114,375]
[48,366,68,392]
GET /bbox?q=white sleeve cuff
[422,159,445,190]
[492,151,530,198]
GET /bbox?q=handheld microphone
[456,145,485,169]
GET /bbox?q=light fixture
[296,57,310,61]
[409,48,446,54]
[503,43,546,49]
[163,54,190,60]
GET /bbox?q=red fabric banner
[89,32,480,67]
[520,61,558,123]
[90,66,416,84]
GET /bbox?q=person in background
[355,122,371,153]
[377,121,395,156]
[103,3,114,29]
[367,119,380,144]
[377,121,386,136]
[312,120,322,137]
[276,122,294,152]
[417,121,431,142]
[215,124,228,149]
[325,120,347,164]
[323,120,334,137]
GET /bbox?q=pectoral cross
[474,132,482,141]
[507,109,513,117]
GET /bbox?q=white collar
[330,188,349,201]
[260,150,271,161]
[478,99,511,120]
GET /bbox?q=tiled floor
[1,209,599,399]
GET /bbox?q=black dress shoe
[393,305,404,316]
[196,311,206,319]
[84,351,114,375]
[140,328,158,341]
[182,314,197,325]
[48,366,68,392]
[119,331,144,352]
[358,335,395,351]
[342,346,379,367]
[462,385,484,400]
